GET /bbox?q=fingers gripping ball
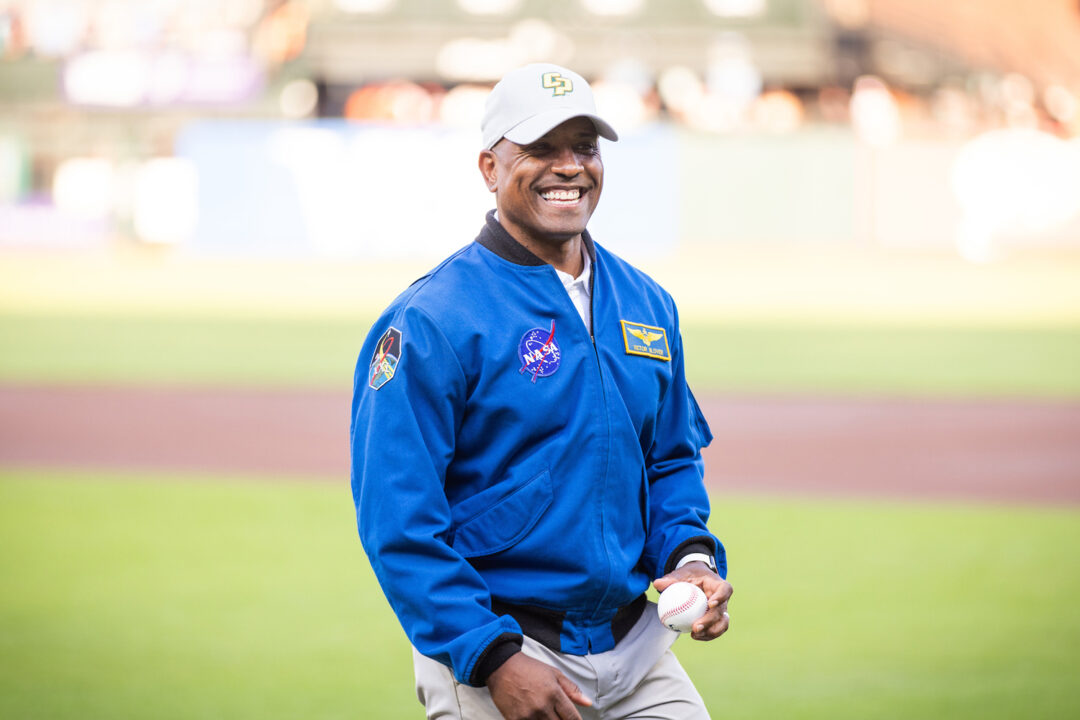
[657,582,708,633]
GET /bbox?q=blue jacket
[350,213,723,686]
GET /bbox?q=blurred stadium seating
[0,0,1078,259]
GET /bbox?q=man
[350,63,732,720]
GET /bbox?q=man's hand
[654,562,732,641]
[487,652,592,720]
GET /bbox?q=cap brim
[501,109,618,147]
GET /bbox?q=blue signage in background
[175,120,680,260]
[588,123,680,259]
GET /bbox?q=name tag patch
[620,320,670,361]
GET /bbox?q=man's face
[479,116,604,251]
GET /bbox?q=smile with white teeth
[540,188,581,203]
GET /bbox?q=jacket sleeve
[350,303,522,686]
[640,303,727,580]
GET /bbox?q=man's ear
[478,150,498,193]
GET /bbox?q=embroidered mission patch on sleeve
[620,320,671,361]
[368,326,402,390]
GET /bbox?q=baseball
[657,581,708,633]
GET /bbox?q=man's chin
[535,225,588,245]
[534,212,592,240]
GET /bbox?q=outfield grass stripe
[2,470,1078,720]
[2,312,1079,396]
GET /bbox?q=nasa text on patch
[519,320,561,382]
[368,326,402,390]
[620,320,670,361]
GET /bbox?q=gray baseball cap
[481,63,619,150]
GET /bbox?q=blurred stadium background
[1,1,1079,719]
[3,0,1080,268]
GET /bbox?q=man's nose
[551,146,584,176]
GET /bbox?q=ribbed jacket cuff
[470,633,524,687]
[664,537,717,576]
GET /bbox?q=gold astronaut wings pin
[620,320,671,361]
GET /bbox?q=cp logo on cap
[541,72,573,96]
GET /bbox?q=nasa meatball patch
[368,326,402,390]
[519,320,561,382]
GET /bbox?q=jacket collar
[476,210,597,268]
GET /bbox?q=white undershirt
[492,212,592,333]
[554,248,592,334]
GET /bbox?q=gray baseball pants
[412,601,711,719]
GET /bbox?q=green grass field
[2,311,1079,396]
[2,264,1079,719]
[1,472,1077,720]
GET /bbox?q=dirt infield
[2,384,1078,504]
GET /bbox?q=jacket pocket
[451,469,553,558]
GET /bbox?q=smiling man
[479,114,603,275]
[351,63,732,720]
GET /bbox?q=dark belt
[491,594,647,653]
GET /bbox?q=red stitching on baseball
[661,594,701,622]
